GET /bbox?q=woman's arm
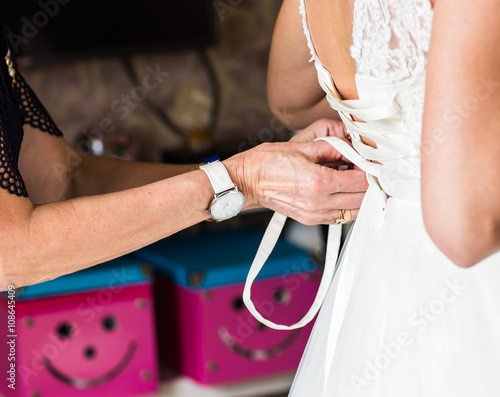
[19,125,198,203]
[0,169,213,289]
[7,119,367,289]
[71,156,199,198]
[267,0,340,130]
[422,0,500,267]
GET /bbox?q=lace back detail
[350,0,433,85]
[0,62,28,197]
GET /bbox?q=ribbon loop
[242,213,343,330]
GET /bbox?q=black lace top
[0,20,63,197]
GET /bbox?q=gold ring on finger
[335,209,347,224]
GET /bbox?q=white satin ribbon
[242,212,342,330]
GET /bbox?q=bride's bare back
[303,0,358,101]
[305,0,436,100]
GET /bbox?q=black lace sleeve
[0,56,28,197]
[0,22,64,197]
[9,50,63,137]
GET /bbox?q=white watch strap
[199,160,235,194]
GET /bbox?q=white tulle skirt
[289,183,500,397]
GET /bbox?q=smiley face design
[201,269,320,371]
[18,284,158,396]
[195,273,321,384]
[42,315,137,388]
[217,289,301,361]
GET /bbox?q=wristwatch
[199,160,245,222]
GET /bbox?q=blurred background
[6,0,288,163]
[0,1,330,397]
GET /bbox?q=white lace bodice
[299,0,434,187]
[351,0,433,85]
[351,0,434,141]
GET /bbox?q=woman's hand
[225,119,368,225]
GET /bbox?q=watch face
[210,191,245,221]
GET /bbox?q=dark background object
[5,0,216,65]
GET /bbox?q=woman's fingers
[319,168,369,194]
[327,191,365,210]
[257,158,367,225]
[265,198,361,225]
[264,191,365,213]
[298,139,355,167]
[264,187,364,224]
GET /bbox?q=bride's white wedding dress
[243,0,500,396]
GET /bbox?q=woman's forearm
[70,155,200,198]
[1,169,215,289]
[19,124,199,202]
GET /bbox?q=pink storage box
[0,257,158,397]
[135,228,321,385]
